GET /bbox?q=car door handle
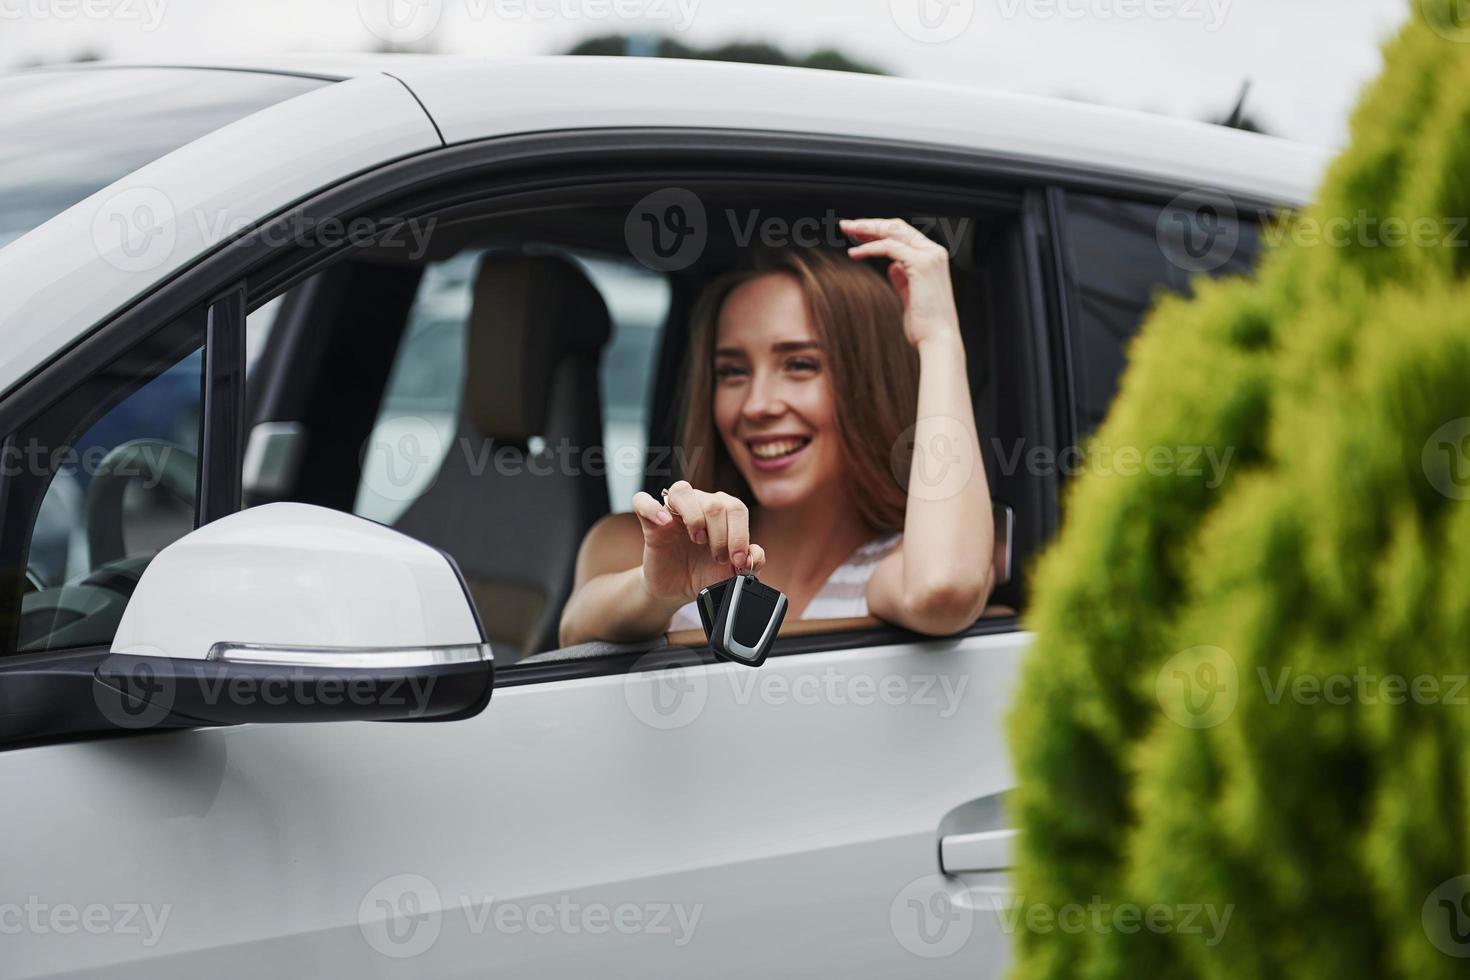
[940,828,1017,874]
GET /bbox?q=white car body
[0,56,1330,980]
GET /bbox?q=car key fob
[706,572,787,668]
[695,577,731,640]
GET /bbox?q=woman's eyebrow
[714,340,822,357]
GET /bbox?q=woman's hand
[630,481,767,605]
[840,217,962,351]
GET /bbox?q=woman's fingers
[722,495,750,569]
[746,543,766,575]
[846,238,925,266]
[664,481,708,545]
[631,491,676,533]
[659,482,755,568]
[701,492,750,567]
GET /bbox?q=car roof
[61,56,1329,206]
[0,56,1331,399]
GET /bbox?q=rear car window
[1058,192,1263,438]
[0,67,329,249]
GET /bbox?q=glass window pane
[11,322,204,654]
[1060,193,1262,438]
[0,68,328,249]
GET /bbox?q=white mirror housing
[97,503,492,727]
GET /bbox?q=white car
[0,56,1326,979]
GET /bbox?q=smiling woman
[558,221,997,645]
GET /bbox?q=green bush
[1008,4,1470,978]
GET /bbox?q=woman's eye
[786,357,821,374]
[714,363,749,381]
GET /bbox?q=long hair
[676,247,919,534]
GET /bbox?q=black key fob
[706,572,787,668]
[696,578,731,640]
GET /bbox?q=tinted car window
[1059,192,1262,437]
[0,68,327,249]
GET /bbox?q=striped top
[669,534,901,632]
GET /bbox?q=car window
[353,248,671,524]
[7,319,205,654]
[1058,192,1262,438]
[0,68,328,250]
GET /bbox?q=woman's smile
[745,434,813,470]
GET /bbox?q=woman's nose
[741,370,786,419]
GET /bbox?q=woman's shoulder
[574,510,644,581]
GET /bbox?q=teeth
[751,439,807,459]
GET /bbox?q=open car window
[244,181,1039,668]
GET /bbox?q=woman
[559,218,994,646]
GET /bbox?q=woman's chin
[745,474,817,512]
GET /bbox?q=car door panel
[1,631,1025,979]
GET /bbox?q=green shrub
[1008,4,1470,978]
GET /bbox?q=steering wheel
[84,438,199,570]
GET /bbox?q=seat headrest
[465,253,612,444]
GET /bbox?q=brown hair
[676,247,919,534]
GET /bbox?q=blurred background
[1,0,1412,148]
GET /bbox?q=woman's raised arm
[841,218,995,635]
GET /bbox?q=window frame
[0,285,244,747]
[227,128,1063,683]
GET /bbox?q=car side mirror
[94,502,492,728]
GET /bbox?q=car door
[0,146,1042,980]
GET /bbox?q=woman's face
[712,272,845,511]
